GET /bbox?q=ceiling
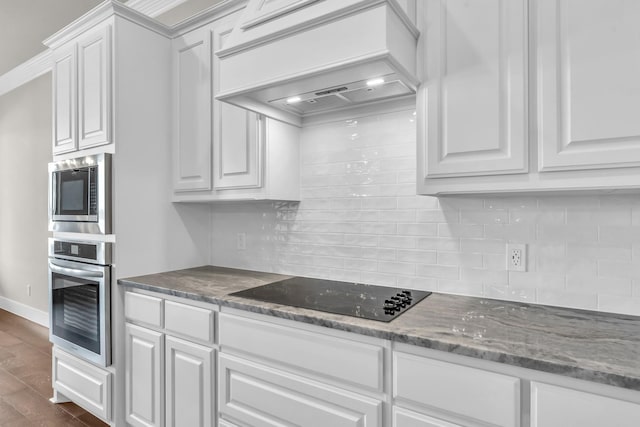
[0,0,103,76]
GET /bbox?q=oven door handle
[49,261,104,279]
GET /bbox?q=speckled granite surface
[119,265,640,391]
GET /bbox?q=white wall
[210,108,640,316]
[0,73,52,313]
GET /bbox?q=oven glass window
[55,168,96,216]
[51,273,100,354]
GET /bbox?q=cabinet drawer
[531,382,640,427]
[393,407,462,427]
[165,300,215,344]
[219,353,382,427]
[219,313,384,392]
[53,347,112,421]
[394,351,520,427]
[125,291,163,327]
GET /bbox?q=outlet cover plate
[507,243,527,272]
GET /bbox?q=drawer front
[394,351,520,427]
[393,407,462,427]
[53,347,112,421]
[125,291,163,327]
[531,382,640,427]
[219,353,382,427]
[165,300,214,344]
[219,313,384,391]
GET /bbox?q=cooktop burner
[230,277,431,322]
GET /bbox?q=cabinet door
[165,336,214,427]
[125,324,164,427]
[52,45,77,154]
[419,0,527,178]
[537,0,640,171]
[219,353,382,427]
[212,21,263,190]
[531,382,640,427]
[77,24,111,149]
[173,27,212,192]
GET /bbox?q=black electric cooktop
[230,277,431,322]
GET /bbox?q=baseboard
[0,296,49,327]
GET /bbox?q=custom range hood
[215,0,419,126]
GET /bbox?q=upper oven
[48,153,111,234]
[49,238,112,366]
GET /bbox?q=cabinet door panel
[421,0,527,178]
[538,0,640,171]
[173,28,212,192]
[531,382,640,427]
[219,353,382,427]
[125,324,163,427]
[77,24,111,149]
[165,336,214,427]
[52,45,77,154]
[213,23,262,190]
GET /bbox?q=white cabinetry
[51,23,111,154]
[417,0,640,194]
[52,347,112,423]
[172,12,300,202]
[393,349,520,427]
[531,382,640,427]
[218,310,384,427]
[124,291,216,427]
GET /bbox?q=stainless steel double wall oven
[48,153,113,366]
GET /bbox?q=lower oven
[48,238,112,366]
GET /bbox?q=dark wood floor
[0,309,108,426]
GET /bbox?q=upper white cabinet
[51,23,111,154]
[537,0,640,172]
[171,12,300,202]
[418,0,640,194]
[420,0,527,179]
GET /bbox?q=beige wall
[0,73,52,312]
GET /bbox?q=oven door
[49,258,110,366]
[51,166,97,222]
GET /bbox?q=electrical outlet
[237,233,246,251]
[507,243,527,272]
[27,284,31,296]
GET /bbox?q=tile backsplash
[210,108,640,316]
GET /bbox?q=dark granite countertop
[119,265,640,391]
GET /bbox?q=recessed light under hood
[215,0,420,127]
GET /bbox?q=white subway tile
[538,225,598,243]
[485,285,537,303]
[566,243,632,262]
[417,237,460,252]
[508,271,565,289]
[378,210,416,223]
[460,210,509,225]
[397,196,439,209]
[538,196,600,209]
[397,170,416,183]
[598,260,640,280]
[567,208,632,226]
[484,224,536,241]
[437,252,483,268]
[438,197,484,210]
[344,234,379,247]
[461,268,508,286]
[536,255,597,276]
[633,281,640,297]
[437,280,484,297]
[344,258,378,272]
[361,197,397,210]
[509,209,565,226]
[485,197,538,210]
[378,261,415,275]
[416,264,459,280]
[597,295,640,316]
[599,226,640,244]
[356,223,397,235]
[537,289,598,310]
[566,276,631,296]
[396,276,437,290]
[438,223,484,238]
[378,235,416,249]
[397,223,438,236]
[460,239,505,254]
[396,249,437,264]
[416,209,457,223]
[483,253,506,271]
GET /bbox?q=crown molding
[0,50,52,97]
[126,0,188,17]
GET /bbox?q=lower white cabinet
[52,347,112,422]
[393,407,463,427]
[219,352,382,426]
[125,324,163,427]
[124,291,216,427]
[531,382,640,427]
